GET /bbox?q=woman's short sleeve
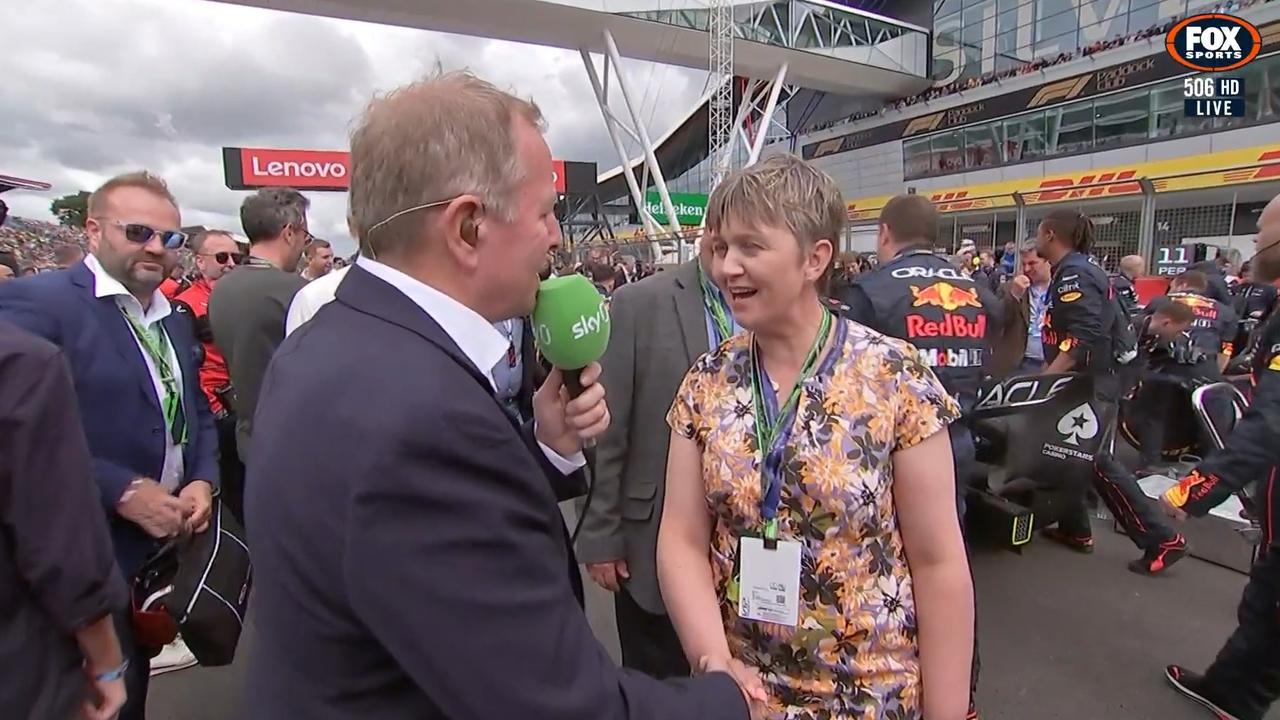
[666,358,714,442]
[891,344,962,453]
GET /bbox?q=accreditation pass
[737,536,802,627]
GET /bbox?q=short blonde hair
[348,70,545,258]
[705,153,845,287]
[87,171,179,217]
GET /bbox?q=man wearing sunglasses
[174,230,246,522]
[0,171,220,720]
[208,186,312,465]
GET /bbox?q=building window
[932,132,965,174]
[1003,111,1047,162]
[1094,88,1150,148]
[1047,101,1095,154]
[964,123,1001,169]
[904,138,934,180]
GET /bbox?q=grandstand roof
[0,174,52,195]
[209,0,931,96]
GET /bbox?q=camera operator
[1034,209,1187,575]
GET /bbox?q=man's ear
[437,195,485,271]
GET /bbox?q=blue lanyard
[749,311,840,547]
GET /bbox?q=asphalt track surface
[148,507,1279,720]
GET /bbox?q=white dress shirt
[86,254,185,492]
[285,265,349,337]
[355,257,585,473]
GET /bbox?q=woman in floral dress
[657,155,975,720]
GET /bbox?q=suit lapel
[163,313,199,431]
[672,260,710,364]
[72,264,162,412]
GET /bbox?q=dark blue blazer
[243,265,746,720]
[0,262,219,578]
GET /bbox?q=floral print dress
[667,316,960,720]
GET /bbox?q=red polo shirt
[174,278,231,415]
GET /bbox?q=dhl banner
[847,144,1280,222]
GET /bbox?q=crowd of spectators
[0,215,88,274]
[802,0,1270,137]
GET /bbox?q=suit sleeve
[189,355,221,488]
[1171,337,1280,516]
[0,342,129,634]
[342,398,748,720]
[0,281,139,512]
[576,283,639,564]
[1051,270,1104,365]
[519,420,587,502]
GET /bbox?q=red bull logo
[910,282,982,312]
[906,313,987,339]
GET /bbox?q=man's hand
[533,363,610,458]
[1009,274,1031,300]
[180,480,214,534]
[699,654,769,719]
[81,674,126,720]
[586,559,630,592]
[1160,492,1188,521]
[116,479,187,539]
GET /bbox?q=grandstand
[777,0,1280,271]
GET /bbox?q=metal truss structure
[622,0,911,65]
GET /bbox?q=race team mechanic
[836,192,990,720]
[1161,193,1280,720]
[1146,270,1238,375]
[1231,260,1278,356]
[837,194,999,518]
[1034,208,1187,575]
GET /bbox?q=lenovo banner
[223,147,351,191]
[224,147,586,194]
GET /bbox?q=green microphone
[531,274,611,398]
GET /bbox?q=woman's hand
[698,654,769,718]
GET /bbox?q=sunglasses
[201,251,245,265]
[102,220,188,250]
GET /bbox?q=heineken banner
[644,191,708,227]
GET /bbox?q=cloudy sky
[0,0,707,255]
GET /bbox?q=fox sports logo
[1166,14,1261,72]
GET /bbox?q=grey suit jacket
[578,260,710,614]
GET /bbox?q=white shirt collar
[84,254,172,326]
[355,256,507,389]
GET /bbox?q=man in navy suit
[0,171,219,720]
[244,71,760,719]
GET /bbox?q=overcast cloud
[0,0,706,254]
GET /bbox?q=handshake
[698,654,770,719]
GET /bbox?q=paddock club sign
[223,147,575,194]
[802,19,1280,162]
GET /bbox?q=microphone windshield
[531,274,610,370]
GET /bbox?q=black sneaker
[1041,527,1095,553]
[1128,534,1188,575]
[1165,665,1242,720]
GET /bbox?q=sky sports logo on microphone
[1169,14,1259,119]
[570,305,609,341]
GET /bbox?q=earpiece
[461,216,478,243]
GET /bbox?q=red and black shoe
[1128,534,1188,575]
[1165,665,1242,720]
[1041,527,1095,554]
